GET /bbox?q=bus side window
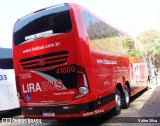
[83,12,95,40]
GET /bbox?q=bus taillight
[15,75,26,102]
[74,66,89,99]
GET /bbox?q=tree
[137,29,160,67]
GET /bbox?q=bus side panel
[74,4,117,109]
[0,86,9,111]
[129,58,148,92]
[103,54,119,94]
[91,51,113,98]
[116,56,130,86]
[0,68,19,111]
[8,85,20,110]
[72,5,96,101]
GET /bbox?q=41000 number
[56,66,75,74]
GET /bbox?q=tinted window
[0,59,13,69]
[0,48,13,69]
[83,12,123,52]
[14,5,72,45]
[83,11,143,58]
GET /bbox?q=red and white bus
[12,3,148,118]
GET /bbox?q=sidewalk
[104,75,160,126]
[138,74,160,117]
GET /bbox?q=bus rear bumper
[20,94,115,118]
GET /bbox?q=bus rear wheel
[122,85,130,109]
[113,89,122,115]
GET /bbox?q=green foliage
[137,29,160,66]
[123,38,135,52]
[137,29,160,44]
[123,38,141,58]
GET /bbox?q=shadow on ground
[0,108,22,120]
[130,87,149,102]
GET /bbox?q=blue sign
[25,93,31,100]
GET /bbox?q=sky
[1,0,160,48]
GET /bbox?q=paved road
[0,76,160,126]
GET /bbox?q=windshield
[13,5,72,45]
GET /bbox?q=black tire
[122,85,130,109]
[113,89,122,116]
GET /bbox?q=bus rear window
[13,5,72,46]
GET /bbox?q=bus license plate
[43,112,55,117]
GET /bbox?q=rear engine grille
[19,51,69,70]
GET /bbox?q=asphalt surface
[0,75,160,126]
[106,77,160,126]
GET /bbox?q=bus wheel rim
[115,94,121,110]
[125,89,129,103]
